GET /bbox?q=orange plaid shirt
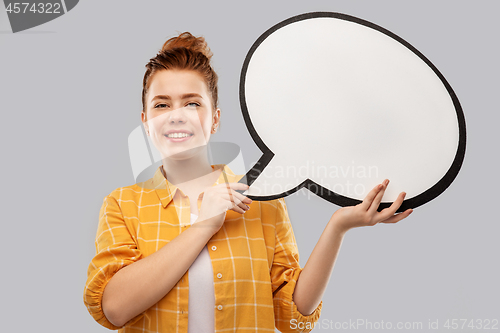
[84,164,322,332]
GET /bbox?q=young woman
[84,32,413,333]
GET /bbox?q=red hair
[142,32,219,114]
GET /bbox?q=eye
[154,103,168,109]
[186,102,200,108]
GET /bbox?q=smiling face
[142,69,220,161]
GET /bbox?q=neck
[161,147,215,185]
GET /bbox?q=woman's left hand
[331,179,413,234]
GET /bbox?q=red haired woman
[84,32,412,333]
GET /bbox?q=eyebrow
[150,93,203,103]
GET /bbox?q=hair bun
[161,32,213,60]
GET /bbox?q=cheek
[195,111,212,131]
[146,114,168,137]
[148,115,163,131]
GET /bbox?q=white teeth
[166,133,192,138]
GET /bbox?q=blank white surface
[245,17,460,202]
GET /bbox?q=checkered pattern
[84,164,322,332]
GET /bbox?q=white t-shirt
[187,213,215,333]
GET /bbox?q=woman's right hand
[197,182,252,235]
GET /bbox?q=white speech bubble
[241,12,466,211]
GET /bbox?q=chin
[159,145,207,161]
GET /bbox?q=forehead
[147,70,209,100]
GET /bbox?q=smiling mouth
[165,133,194,138]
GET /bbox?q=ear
[141,111,149,135]
[211,108,221,134]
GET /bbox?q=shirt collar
[151,164,244,208]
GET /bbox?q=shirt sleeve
[83,193,145,330]
[271,198,322,333]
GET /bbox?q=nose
[167,107,188,124]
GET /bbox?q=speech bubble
[240,12,466,212]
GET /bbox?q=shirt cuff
[274,268,323,332]
[84,260,145,330]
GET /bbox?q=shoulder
[258,197,286,211]
[105,182,156,205]
[254,197,289,229]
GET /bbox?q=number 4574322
[5,2,62,14]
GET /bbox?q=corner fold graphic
[3,0,79,33]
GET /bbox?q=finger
[379,208,413,224]
[220,191,250,211]
[231,190,252,205]
[229,204,247,214]
[217,182,250,191]
[215,187,252,205]
[229,197,250,214]
[360,180,387,210]
[376,192,406,222]
[223,194,249,214]
[218,182,249,203]
[233,197,250,212]
[367,179,389,215]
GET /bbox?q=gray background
[1,1,498,332]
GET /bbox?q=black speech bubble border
[239,11,466,212]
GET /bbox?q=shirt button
[216,273,222,279]
[217,305,223,311]
[211,245,217,251]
